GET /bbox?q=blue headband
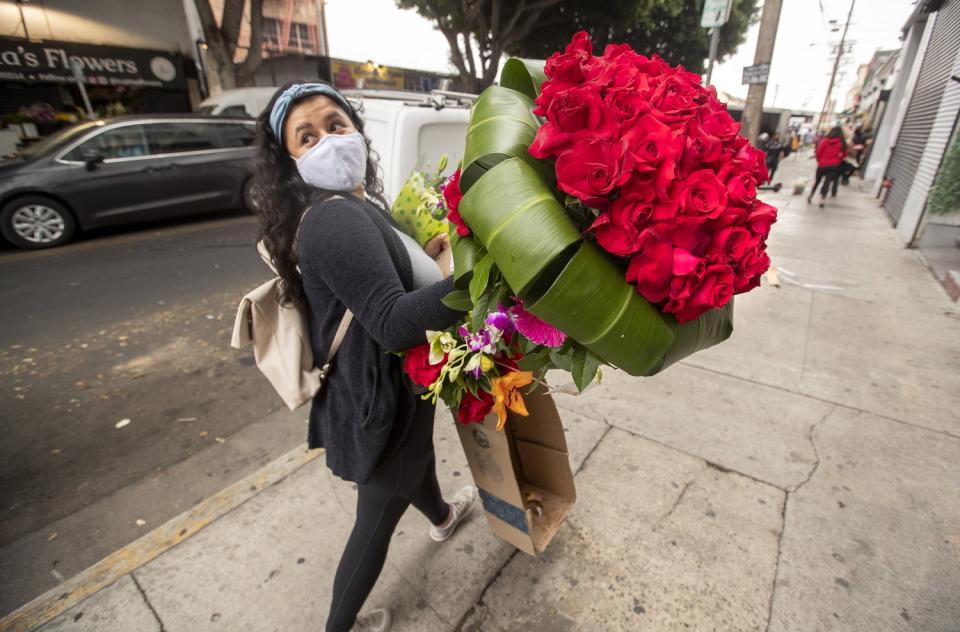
[268,83,353,142]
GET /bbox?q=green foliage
[395,0,564,92]
[928,135,960,216]
[507,0,760,75]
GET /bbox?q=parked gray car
[0,115,257,249]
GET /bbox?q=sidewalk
[11,151,960,632]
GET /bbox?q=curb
[0,444,321,632]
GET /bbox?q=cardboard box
[454,385,576,556]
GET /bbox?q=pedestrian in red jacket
[808,126,848,208]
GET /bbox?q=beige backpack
[231,200,352,410]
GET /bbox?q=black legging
[812,166,840,199]
[325,399,448,632]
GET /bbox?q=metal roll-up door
[884,0,960,223]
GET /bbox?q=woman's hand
[424,233,452,279]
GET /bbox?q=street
[0,212,306,615]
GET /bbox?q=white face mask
[295,131,367,192]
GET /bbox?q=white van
[197,87,277,118]
[346,90,472,202]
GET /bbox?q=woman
[808,126,848,208]
[252,81,477,632]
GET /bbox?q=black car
[0,115,257,249]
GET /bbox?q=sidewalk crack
[652,476,696,531]
[764,491,789,632]
[573,422,613,476]
[130,572,167,632]
[788,406,833,493]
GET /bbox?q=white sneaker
[352,608,391,632]
[429,485,479,542]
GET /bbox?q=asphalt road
[0,211,308,615]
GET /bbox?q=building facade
[862,0,960,295]
[0,0,201,128]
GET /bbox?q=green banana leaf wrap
[390,171,449,247]
[454,58,734,377]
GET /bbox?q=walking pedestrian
[762,132,785,183]
[808,126,848,208]
[251,81,477,632]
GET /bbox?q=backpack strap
[319,309,353,382]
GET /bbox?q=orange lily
[490,370,534,430]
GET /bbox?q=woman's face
[283,95,358,159]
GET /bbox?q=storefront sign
[0,37,184,90]
[331,58,404,90]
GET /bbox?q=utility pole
[740,0,784,144]
[705,26,720,86]
[817,0,856,132]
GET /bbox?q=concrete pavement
[8,152,960,631]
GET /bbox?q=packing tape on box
[478,488,529,534]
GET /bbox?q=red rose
[656,216,712,254]
[590,196,655,256]
[707,225,752,263]
[674,169,728,218]
[604,88,651,122]
[402,343,446,387]
[555,138,633,206]
[698,106,740,142]
[626,229,674,303]
[548,86,611,133]
[731,140,769,183]
[596,55,646,92]
[530,87,619,158]
[665,263,735,323]
[680,119,723,176]
[649,75,698,124]
[544,31,600,83]
[734,243,771,294]
[457,389,494,424]
[442,169,469,237]
[623,114,682,172]
[726,173,757,206]
[746,201,778,238]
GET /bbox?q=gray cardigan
[297,194,461,483]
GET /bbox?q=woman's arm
[299,199,463,352]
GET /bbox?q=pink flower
[510,299,567,347]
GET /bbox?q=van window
[145,123,221,154]
[219,105,250,118]
[62,125,149,161]
[216,123,256,147]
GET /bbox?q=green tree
[507,0,759,76]
[396,0,563,93]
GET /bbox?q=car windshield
[8,121,104,160]
[195,105,216,115]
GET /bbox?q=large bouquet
[402,32,776,426]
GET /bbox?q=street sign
[742,63,771,85]
[701,0,733,28]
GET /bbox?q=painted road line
[0,444,321,632]
[0,215,256,264]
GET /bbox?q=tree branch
[239,0,264,76]
[220,0,244,56]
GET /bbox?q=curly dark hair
[252,80,389,310]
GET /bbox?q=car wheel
[242,178,259,213]
[0,196,77,249]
